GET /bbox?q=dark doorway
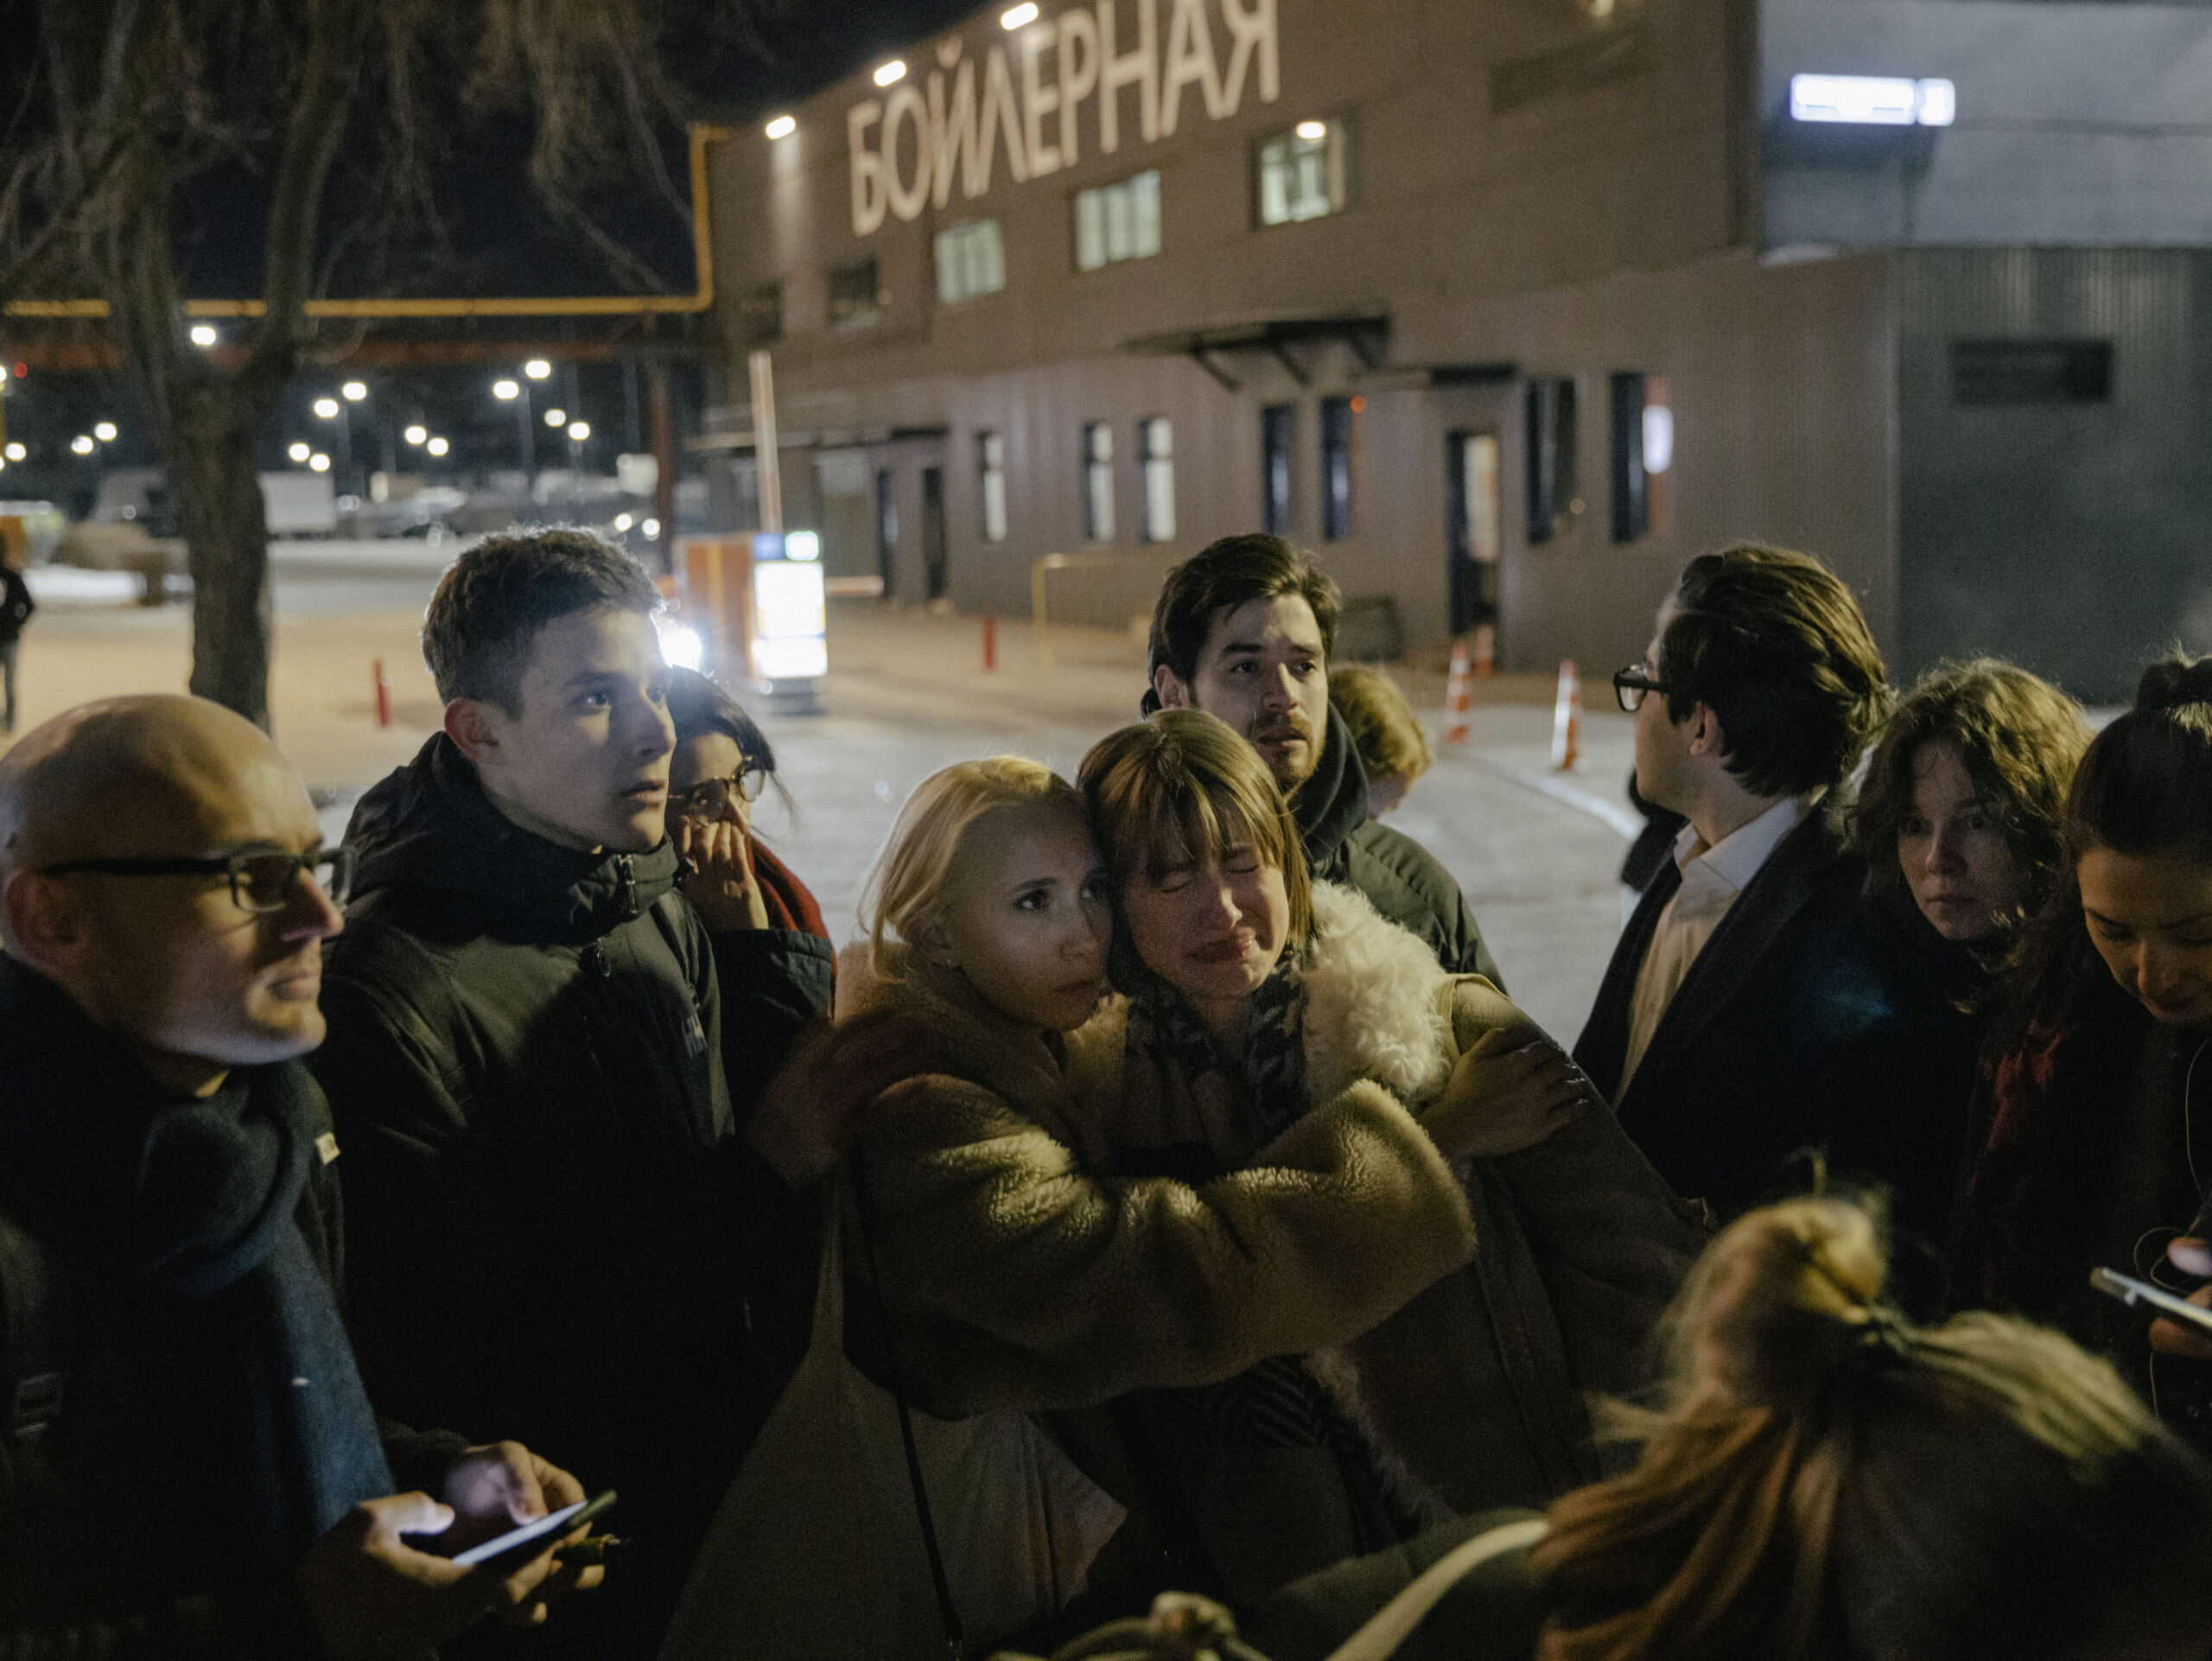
[874,468,898,596]
[1261,403,1295,534]
[921,465,949,602]
[1446,430,1502,639]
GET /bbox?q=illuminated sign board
[847,0,1281,236]
[752,547,829,682]
[1789,73,1955,128]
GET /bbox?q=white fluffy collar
[1300,881,1459,1109]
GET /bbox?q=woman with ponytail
[1952,653,2212,1435]
[1243,1197,2212,1661]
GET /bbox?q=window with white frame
[1256,119,1349,226]
[977,431,1008,543]
[1074,171,1162,272]
[1083,423,1115,541]
[1138,417,1174,544]
[935,220,1007,304]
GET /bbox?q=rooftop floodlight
[92,422,118,442]
[404,423,429,445]
[1295,119,1327,142]
[427,436,449,456]
[874,59,907,86]
[313,397,340,418]
[341,380,368,401]
[189,323,219,347]
[1789,73,1955,127]
[523,359,553,380]
[1001,3,1039,27]
[308,452,331,472]
[493,379,520,400]
[765,114,797,140]
[289,441,312,462]
[71,436,94,455]
[568,421,591,442]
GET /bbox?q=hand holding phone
[2090,1268,2212,1343]
[441,1490,617,1571]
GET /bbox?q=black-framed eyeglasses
[1612,665,1671,714]
[670,770,768,820]
[40,843,355,914]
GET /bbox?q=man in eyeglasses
[0,694,599,1657]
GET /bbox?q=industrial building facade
[702,0,2212,699]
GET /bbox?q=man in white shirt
[1576,545,1955,1231]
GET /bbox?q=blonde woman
[677,756,1526,1653]
[1244,1197,2212,1661]
[1077,711,1705,1606]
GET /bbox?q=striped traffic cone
[1550,659,1581,771]
[1443,640,1472,744]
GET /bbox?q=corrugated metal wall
[1897,248,2212,703]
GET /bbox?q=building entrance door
[1446,430,1502,639]
[921,465,949,602]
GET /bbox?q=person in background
[0,696,597,1658]
[0,533,34,734]
[1240,1196,2212,1661]
[1078,712,1699,1608]
[1575,544,1954,1231]
[1843,659,2094,1287]
[1326,664,1433,818]
[1954,654,2212,1445]
[1145,534,1502,983]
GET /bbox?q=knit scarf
[1128,954,1312,1148]
[0,958,393,1586]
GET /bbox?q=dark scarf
[1128,954,1312,1147]
[0,958,393,1586]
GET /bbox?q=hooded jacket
[310,735,830,1654]
[1295,707,1502,985]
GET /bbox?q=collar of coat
[1300,881,1462,1110]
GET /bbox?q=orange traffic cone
[1471,621,1496,680]
[1550,659,1581,771]
[1443,640,1472,744]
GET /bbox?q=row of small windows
[1261,398,1360,542]
[970,420,1177,547]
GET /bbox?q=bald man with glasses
[0,695,598,1659]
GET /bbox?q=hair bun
[2136,653,2212,715]
[1680,1198,1894,1412]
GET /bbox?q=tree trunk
[168,382,274,727]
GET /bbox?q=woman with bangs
[1077,710,1706,1608]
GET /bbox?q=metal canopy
[1120,314,1390,392]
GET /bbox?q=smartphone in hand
[437,1490,618,1572]
[2090,1268,2212,1338]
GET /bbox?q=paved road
[22,541,1643,1041]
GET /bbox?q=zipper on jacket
[613,854,637,919]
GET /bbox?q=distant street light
[765,115,796,140]
[1295,118,1327,142]
[189,324,219,347]
[313,397,340,419]
[524,359,552,380]
[642,517,661,540]
[308,453,331,472]
[404,423,428,445]
[3,443,22,461]
[492,379,519,401]
[92,422,117,442]
[495,374,537,484]
[70,435,94,455]
[1001,3,1039,28]
[613,512,634,532]
[341,381,368,402]
[289,442,312,462]
[544,407,566,428]
[568,421,590,442]
[874,60,906,86]
[426,436,450,457]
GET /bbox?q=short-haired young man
[313,529,899,1656]
[1574,545,1958,1241]
[1147,534,1501,983]
[0,696,595,1657]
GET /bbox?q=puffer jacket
[1102,884,1703,1588]
[310,735,830,1656]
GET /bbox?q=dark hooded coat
[310,735,831,1656]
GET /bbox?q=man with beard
[1144,533,1502,983]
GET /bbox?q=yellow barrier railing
[1029,552,1121,666]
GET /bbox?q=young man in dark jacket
[0,695,594,1658]
[1575,545,1960,1244]
[0,545,34,733]
[312,530,902,1657]
[1144,533,1503,985]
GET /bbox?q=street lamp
[92,421,117,442]
[313,398,340,418]
[426,436,449,457]
[404,423,428,446]
[70,436,93,455]
[308,453,331,473]
[544,407,567,428]
[341,381,367,403]
[3,443,22,461]
[313,396,353,493]
[568,421,590,442]
[288,442,311,463]
[493,374,537,490]
[189,323,219,347]
[524,360,552,381]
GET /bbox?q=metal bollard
[982,613,998,672]
[372,659,392,729]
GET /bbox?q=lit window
[1074,171,1161,272]
[1257,118,1349,226]
[1261,404,1295,535]
[936,220,1007,304]
[828,258,880,329]
[1138,417,1174,544]
[978,431,1008,543]
[1083,423,1115,541]
[1320,397,1354,540]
